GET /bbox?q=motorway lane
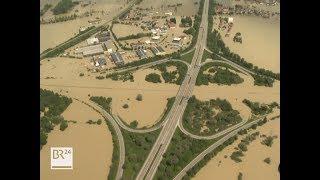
[136,0,210,179]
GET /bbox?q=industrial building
[136,49,147,59]
[151,46,166,56]
[110,52,124,66]
[87,37,99,45]
[76,44,105,57]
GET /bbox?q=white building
[87,37,99,45]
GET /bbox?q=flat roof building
[87,37,99,45]
[136,49,147,59]
[151,46,165,56]
[76,44,104,57]
[110,52,124,66]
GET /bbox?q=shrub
[136,94,143,101]
[123,104,129,109]
[145,73,162,83]
[130,120,138,128]
[238,172,243,180]
[60,120,68,131]
[264,157,271,164]
[97,119,102,125]
[79,73,84,77]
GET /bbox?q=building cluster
[215,3,280,19]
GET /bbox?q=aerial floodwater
[40,0,280,180]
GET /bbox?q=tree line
[52,0,78,15]
[206,1,280,81]
[40,89,72,149]
[89,96,112,113]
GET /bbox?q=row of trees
[41,13,78,24]
[182,96,242,136]
[242,99,279,116]
[106,71,134,82]
[118,32,152,41]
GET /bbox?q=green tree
[123,104,129,109]
[130,120,138,128]
[136,94,143,101]
[60,120,68,131]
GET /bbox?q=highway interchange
[40,0,278,179]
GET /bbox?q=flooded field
[40,57,179,128]
[40,100,113,180]
[214,15,280,73]
[193,117,280,180]
[40,0,127,53]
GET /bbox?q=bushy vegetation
[122,129,161,179]
[106,71,134,82]
[182,96,242,136]
[261,135,277,147]
[231,132,260,163]
[242,99,279,116]
[40,4,52,16]
[60,120,68,131]
[238,172,243,180]
[196,62,244,86]
[129,120,138,128]
[206,0,280,81]
[180,16,193,27]
[86,119,103,125]
[145,73,162,83]
[52,0,77,15]
[264,157,271,164]
[253,74,275,87]
[153,61,188,85]
[40,89,72,149]
[136,94,143,101]
[123,104,129,109]
[89,96,112,113]
[118,32,152,41]
[154,129,216,179]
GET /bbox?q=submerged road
[135,0,210,179]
